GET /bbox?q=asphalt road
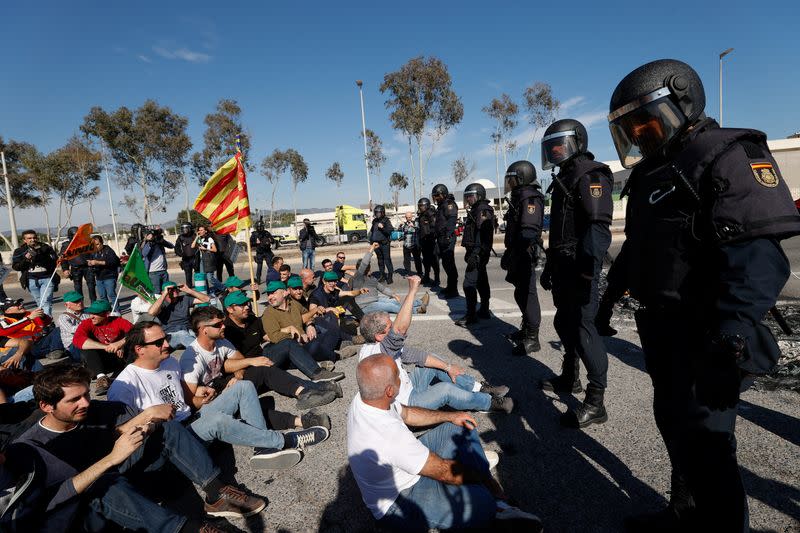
[6,242,799,532]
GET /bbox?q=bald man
[346,354,541,531]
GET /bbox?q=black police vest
[435,199,458,236]
[625,124,800,307]
[505,186,544,236]
[252,231,272,255]
[418,207,437,239]
[549,156,613,258]
[461,200,495,251]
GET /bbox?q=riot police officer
[60,225,97,301]
[608,59,800,531]
[250,219,275,283]
[174,222,197,287]
[417,197,440,286]
[455,183,495,326]
[539,119,614,429]
[431,184,459,298]
[369,204,394,284]
[501,161,544,354]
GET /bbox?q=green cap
[224,291,250,307]
[62,291,83,303]
[322,271,339,282]
[224,275,246,288]
[286,275,303,289]
[265,281,287,294]
[162,281,178,289]
[85,300,112,314]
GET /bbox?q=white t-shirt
[359,343,413,405]
[347,394,430,519]
[108,358,192,422]
[129,296,152,323]
[180,338,237,385]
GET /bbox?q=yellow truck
[292,205,368,245]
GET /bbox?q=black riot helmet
[463,183,486,207]
[180,222,194,235]
[431,184,449,204]
[608,59,706,168]
[373,204,386,218]
[541,119,588,170]
[417,197,431,213]
[67,226,79,239]
[504,161,539,195]
[254,220,265,232]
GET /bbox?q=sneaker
[489,396,514,414]
[44,349,68,360]
[204,485,266,517]
[350,334,366,345]
[495,503,542,531]
[301,411,332,430]
[317,360,336,371]
[418,292,430,314]
[94,375,112,396]
[284,426,330,450]
[481,381,510,398]
[484,450,499,471]
[296,388,336,410]
[311,368,345,383]
[317,380,343,398]
[249,447,302,471]
[338,344,361,359]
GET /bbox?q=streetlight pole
[356,80,372,211]
[1,152,19,250]
[100,143,121,253]
[719,48,734,127]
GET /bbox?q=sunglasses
[141,335,169,347]
[336,256,345,259]
[203,321,225,329]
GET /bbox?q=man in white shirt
[109,321,330,470]
[347,353,541,531]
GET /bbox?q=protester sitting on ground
[0,298,65,371]
[299,268,317,298]
[9,363,265,531]
[181,306,337,412]
[72,300,133,395]
[353,243,429,314]
[109,321,330,471]
[266,256,283,282]
[308,271,367,323]
[332,251,357,280]
[262,281,346,376]
[57,291,88,362]
[221,275,260,302]
[347,354,542,531]
[129,295,154,323]
[359,276,512,413]
[279,264,291,283]
[147,281,209,349]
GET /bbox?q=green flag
[120,244,156,303]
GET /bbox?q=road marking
[413,310,557,321]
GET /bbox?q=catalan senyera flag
[57,223,94,265]
[194,152,252,235]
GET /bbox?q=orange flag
[58,223,94,264]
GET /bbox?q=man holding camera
[147,281,210,350]
[12,230,59,317]
[141,227,174,294]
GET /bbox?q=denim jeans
[95,277,118,312]
[28,277,54,317]
[205,272,226,296]
[361,297,422,315]
[0,347,43,372]
[408,367,490,411]
[263,338,321,378]
[167,329,196,350]
[189,380,285,450]
[31,327,65,358]
[380,423,495,531]
[10,385,34,403]
[302,248,315,270]
[148,270,169,294]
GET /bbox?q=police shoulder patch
[589,184,603,198]
[527,204,536,214]
[751,162,779,188]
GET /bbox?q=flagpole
[237,135,259,315]
[35,268,60,312]
[111,283,123,316]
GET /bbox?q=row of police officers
[405,58,799,532]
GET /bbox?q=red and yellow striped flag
[193,153,252,234]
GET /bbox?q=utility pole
[100,144,121,253]
[357,80,372,211]
[719,48,734,127]
[1,152,19,250]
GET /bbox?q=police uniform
[542,152,613,425]
[456,193,495,325]
[503,169,544,352]
[434,193,460,297]
[417,200,440,285]
[174,231,197,287]
[369,206,394,284]
[250,227,275,283]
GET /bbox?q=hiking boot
[284,426,330,450]
[301,410,332,430]
[480,381,510,398]
[316,380,343,398]
[477,307,492,320]
[522,328,541,354]
[296,388,336,410]
[249,447,302,471]
[561,384,608,428]
[94,375,112,396]
[541,357,583,394]
[441,288,459,299]
[204,485,266,517]
[311,368,344,383]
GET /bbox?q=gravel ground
[6,243,798,532]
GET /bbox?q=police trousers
[635,309,747,532]
[438,237,458,290]
[506,250,541,330]
[420,238,439,283]
[463,250,489,314]
[551,260,608,389]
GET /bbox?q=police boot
[513,326,540,355]
[441,286,459,299]
[455,313,478,328]
[386,274,394,285]
[595,302,618,337]
[477,303,491,320]
[562,384,607,428]
[506,319,527,343]
[624,473,696,532]
[541,357,583,394]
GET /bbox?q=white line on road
[412,310,557,321]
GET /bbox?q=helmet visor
[608,89,687,168]
[463,191,479,206]
[541,131,580,170]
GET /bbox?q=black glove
[695,334,746,410]
[540,263,552,291]
[500,252,510,271]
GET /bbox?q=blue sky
[3,0,799,228]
